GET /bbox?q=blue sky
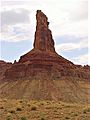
[1,40,32,62]
[0,0,89,65]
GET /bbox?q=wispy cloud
[1,23,34,42]
[56,38,88,52]
[72,54,88,65]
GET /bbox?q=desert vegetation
[0,99,90,120]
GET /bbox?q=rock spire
[33,10,55,52]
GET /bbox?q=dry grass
[0,99,90,120]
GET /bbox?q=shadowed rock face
[0,10,90,81]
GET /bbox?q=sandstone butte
[0,10,90,102]
[1,10,90,80]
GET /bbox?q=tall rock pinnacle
[33,10,55,52]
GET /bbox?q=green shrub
[86,108,90,112]
[40,112,45,120]
[83,108,90,114]
[20,117,27,120]
[6,116,12,120]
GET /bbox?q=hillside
[0,78,90,103]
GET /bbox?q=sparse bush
[0,106,4,109]
[65,105,71,108]
[83,108,90,114]
[41,117,45,120]
[31,106,37,110]
[20,117,27,120]
[46,101,50,105]
[3,99,7,102]
[41,103,44,105]
[85,108,90,112]
[27,103,31,107]
[6,113,12,120]
[16,107,22,111]
[45,106,51,109]
[19,100,23,103]
[83,110,87,114]
[6,118,11,120]
[54,110,57,112]
[71,113,78,117]
[9,110,15,114]
[6,116,12,120]
[40,112,45,120]
[65,116,70,119]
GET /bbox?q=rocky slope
[0,10,90,103]
[0,78,90,103]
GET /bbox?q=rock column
[33,10,55,52]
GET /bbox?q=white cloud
[56,39,88,52]
[51,19,88,39]
[0,8,35,42]
[72,54,88,65]
[1,8,30,26]
[69,1,88,21]
[1,24,34,42]
[56,43,79,52]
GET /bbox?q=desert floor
[0,99,90,120]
